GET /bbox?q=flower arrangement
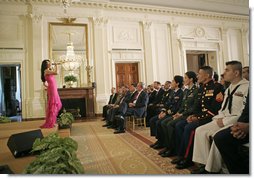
[64,75,77,82]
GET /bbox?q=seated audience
[146,81,165,126]
[214,91,249,174]
[102,87,118,121]
[173,66,223,170]
[158,71,198,157]
[114,82,149,134]
[192,61,249,174]
[242,66,249,81]
[149,75,184,150]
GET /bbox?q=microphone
[52,62,61,65]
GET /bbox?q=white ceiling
[95,0,249,15]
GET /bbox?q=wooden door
[115,63,139,89]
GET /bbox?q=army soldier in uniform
[158,71,198,157]
[149,81,173,136]
[173,66,223,169]
[149,76,184,149]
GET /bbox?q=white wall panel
[109,21,142,49]
[0,16,24,48]
[227,29,243,61]
[151,24,171,82]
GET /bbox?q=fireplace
[58,87,95,118]
[59,98,86,118]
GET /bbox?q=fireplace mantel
[58,87,95,117]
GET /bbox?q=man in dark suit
[114,82,149,134]
[107,84,138,129]
[102,87,117,121]
[146,81,165,126]
[213,91,249,174]
[147,81,172,123]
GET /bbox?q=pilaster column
[241,26,249,66]
[92,16,109,113]
[220,26,229,62]
[168,23,181,75]
[141,21,154,84]
[24,4,44,118]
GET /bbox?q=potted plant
[23,133,84,174]
[57,110,74,129]
[64,74,77,88]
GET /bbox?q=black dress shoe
[153,144,164,149]
[102,124,109,127]
[161,150,173,157]
[171,157,183,164]
[158,148,168,155]
[175,160,194,169]
[114,130,125,134]
[149,141,159,148]
[109,125,117,129]
[191,165,208,174]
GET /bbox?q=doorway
[186,50,218,73]
[0,64,22,122]
[115,63,139,89]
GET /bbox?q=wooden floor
[0,120,70,174]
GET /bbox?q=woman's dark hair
[41,59,49,82]
[174,75,184,88]
[185,71,198,83]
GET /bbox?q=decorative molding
[142,21,152,30]
[110,50,144,61]
[109,22,142,49]
[220,26,228,35]
[118,30,134,41]
[28,13,42,23]
[169,23,179,33]
[57,17,77,24]
[241,26,248,34]
[0,0,248,22]
[195,27,205,38]
[93,17,108,27]
[0,49,25,60]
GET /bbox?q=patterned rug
[71,120,190,174]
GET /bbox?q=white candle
[90,59,93,67]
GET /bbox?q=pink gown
[40,74,62,128]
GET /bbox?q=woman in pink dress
[40,59,62,128]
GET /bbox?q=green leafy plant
[64,75,77,82]
[0,116,11,123]
[23,133,84,174]
[57,111,74,128]
[31,133,77,154]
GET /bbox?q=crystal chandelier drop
[59,33,83,72]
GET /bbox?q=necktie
[221,84,240,114]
